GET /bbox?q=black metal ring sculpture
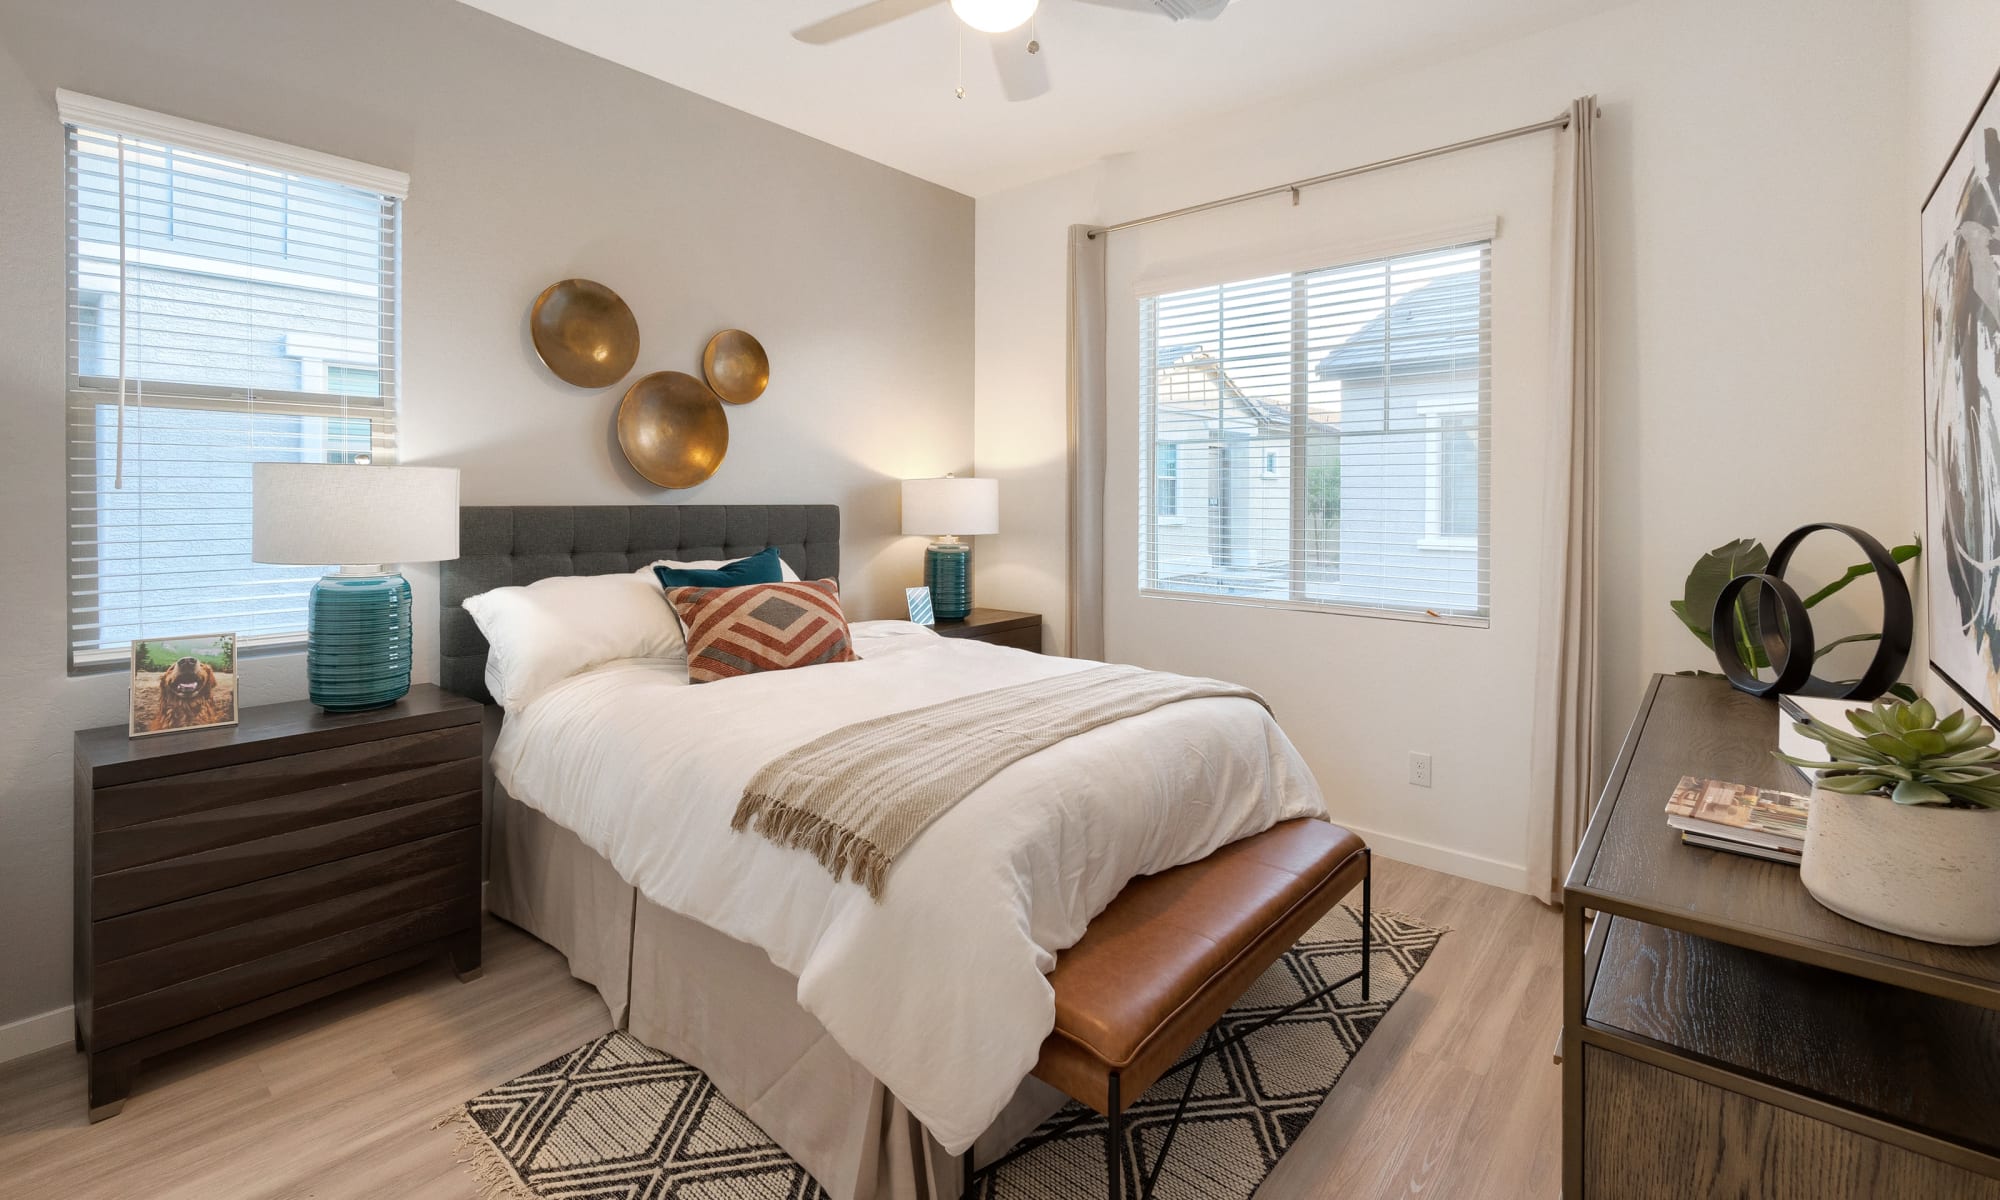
[1712,572,1814,698]
[1710,523,1912,700]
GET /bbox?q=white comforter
[492,621,1327,1153]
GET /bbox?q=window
[1154,442,1181,518]
[61,93,407,668]
[1138,239,1490,621]
[1428,413,1480,542]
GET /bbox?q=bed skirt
[488,785,1064,1200]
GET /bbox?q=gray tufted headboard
[439,504,841,703]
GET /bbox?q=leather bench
[965,818,1372,1200]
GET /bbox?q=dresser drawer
[91,790,480,918]
[93,828,480,998]
[92,754,479,875]
[95,862,477,1006]
[91,895,477,1048]
[91,725,479,834]
[980,625,1043,652]
[92,829,478,962]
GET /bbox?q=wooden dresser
[1562,674,2000,1197]
[73,685,484,1120]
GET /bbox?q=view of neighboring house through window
[63,104,402,666]
[1138,239,1491,621]
[1154,442,1181,518]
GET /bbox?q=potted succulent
[1778,697,2000,945]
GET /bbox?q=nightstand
[931,608,1043,652]
[72,684,483,1121]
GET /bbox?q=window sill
[69,633,307,677]
[1137,587,1489,629]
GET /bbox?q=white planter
[1800,786,2000,946]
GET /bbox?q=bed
[442,504,1327,1200]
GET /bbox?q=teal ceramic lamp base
[925,539,972,621]
[307,568,413,712]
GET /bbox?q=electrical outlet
[1409,752,1433,788]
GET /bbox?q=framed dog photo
[129,632,239,738]
[905,586,935,626]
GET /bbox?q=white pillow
[461,573,685,710]
[635,553,802,584]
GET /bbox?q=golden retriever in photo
[149,657,231,731]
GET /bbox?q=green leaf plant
[1776,697,2000,809]
[1670,536,1921,700]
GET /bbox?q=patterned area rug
[450,903,1444,1199]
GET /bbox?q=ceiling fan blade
[989,33,1051,102]
[1069,0,1231,18]
[1066,0,1162,13]
[792,0,945,45]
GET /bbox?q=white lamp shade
[902,476,999,537]
[252,463,461,566]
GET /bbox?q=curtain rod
[1086,110,1573,239]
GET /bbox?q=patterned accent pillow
[664,579,860,684]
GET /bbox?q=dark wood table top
[76,684,481,785]
[1567,673,2000,1008]
[931,608,1041,635]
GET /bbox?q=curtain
[1066,224,1108,660]
[1527,96,1602,905]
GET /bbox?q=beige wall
[973,0,1918,889]
[0,0,972,1042]
[1914,2,2000,177]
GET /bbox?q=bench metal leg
[1361,847,1373,1003]
[1134,1028,1212,1200]
[1105,1072,1124,1200]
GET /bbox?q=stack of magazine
[1664,775,1809,864]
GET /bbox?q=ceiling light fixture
[949,0,1040,35]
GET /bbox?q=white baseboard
[1336,822,1531,895]
[0,1004,73,1064]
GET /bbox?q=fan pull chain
[955,25,965,99]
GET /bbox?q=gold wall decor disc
[530,279,641,388]
[617,371,729,489]
[701,329,770,405]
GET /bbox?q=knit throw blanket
[732,664,1269,900]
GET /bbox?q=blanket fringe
[734,792,891,899]
[436,1108,539,1200]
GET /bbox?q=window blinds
[61,95,406,666]
[1138,239,1491,622]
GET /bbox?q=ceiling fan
[792,0,1237,102]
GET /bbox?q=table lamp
[252,463,460,712]
[901,474,999,621]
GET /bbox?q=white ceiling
[457,0,1623,196]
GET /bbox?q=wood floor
[0,857,1561,1199]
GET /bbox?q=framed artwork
[905,586,935,626]
[1922,64,2000,725]
[129,632,239,738]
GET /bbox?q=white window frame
[1419,410,1482,552]
[1137,236,1492,627]
[60,92,409,671]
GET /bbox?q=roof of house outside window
[1314,272,1483,382]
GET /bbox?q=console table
[1562,674,2000,1197]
